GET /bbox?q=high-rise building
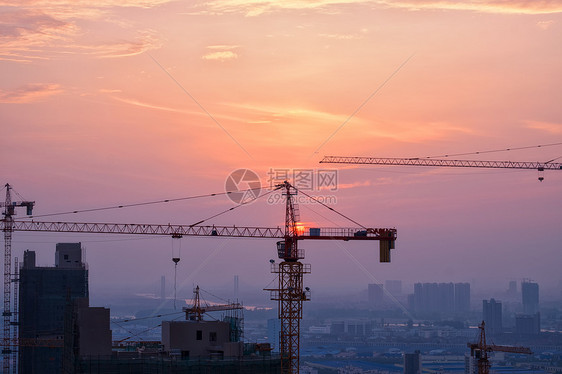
[19,244,89,373]
[368,283,384,306]
[483,299,502,336]
[521,281,539,314]
[439,283,455,313]
[404,350,421,374]
[507,281,517,298]
[411,282,470,314]
[454,283,471,313]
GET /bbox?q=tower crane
[185,285,243,322]
[1,181,396,374]
[320,156,562,181]
[468,321,532,374]
[1,184,34,372]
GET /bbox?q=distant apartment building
[454,283,471,313]
[410,282,470,315]
[515,313,540,335]
[482,299,502,336]
[464,354,478,374]
[346,320,374,337]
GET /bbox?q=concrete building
[404,350,421,374]
[63,298,112,372]
[162,320,243,359]
[483,299,502,336]
[19,244,89,374]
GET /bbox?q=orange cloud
[525,120,562,134]
[202,51,239,61]
[0,3,162,62]
[536,20,555,30]
[190,0,562,16]
[376,0,562,15]
[0,9,77,62]
[0,84,63,103]
[78,34,160,58]
[202,45,240,61]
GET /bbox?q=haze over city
[2,0,561,307]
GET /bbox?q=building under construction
[16,243,280,374]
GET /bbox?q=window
[196,330,202,340]
[64,254,69,260]
[209,332,217,342]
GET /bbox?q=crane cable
[111,311,184,324]
[23,186,266,219]
[423,142,562,159]
[113,313,185,343]
[187,185,282,227]
[295,186,367,229]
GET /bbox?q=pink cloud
[0,83,63,103]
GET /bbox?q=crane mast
[1,184,34,373]
[1,182,396,374]
[269,182,307,374]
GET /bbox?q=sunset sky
[2,1,562,305]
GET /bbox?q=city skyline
[2,1,561,302]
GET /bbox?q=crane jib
[4,220,396,241]
[320,156,562,170]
